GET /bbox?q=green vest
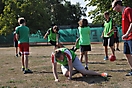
[55,48,76,66]
[103,18,114,37]
[48,28,56,42]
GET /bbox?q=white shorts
[61,56,85,75]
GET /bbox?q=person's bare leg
[84,51,88,70]
[80,52,84,62]
[104,46,108,56]
[24,55,28,70]
[21,54,24,68]
[110,46,115,55]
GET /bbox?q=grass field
[0,43,132,88]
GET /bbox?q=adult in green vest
[44,25,60,49]
[51,48,108,82]
[101,11,115,60]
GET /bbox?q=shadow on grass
[72,76,110,84]
[33,70,62,74]
[106,69,129,72]
[88,61,106,64]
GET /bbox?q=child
[78,19,91,70]
[51,47,108,82]
[15,17,32,74]
[101,11,115,60]
[44,25,60,49]
[113,26,120,51]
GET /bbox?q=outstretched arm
[52,62,59,82]
[67,60,73,80]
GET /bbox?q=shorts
[14,41,18,47]
[80,45,91,52]
[114,37,119,43]
[61,57,85,75]
[124,40,132,54]
[49,40,56,46]
[18,43,29,55]
[103,35,114,46]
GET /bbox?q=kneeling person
[51,48,107,82]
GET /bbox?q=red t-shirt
[122,7,132,40]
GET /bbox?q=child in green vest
[44,25,61,49]
[51,47,108,82]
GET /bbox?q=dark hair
[53,25,59,31]
[114,0,123,7]
[78,19,88,27]
[54,50,63,58]
[104,11,109,15]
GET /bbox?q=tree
[86,0,132,26]
[0,0,87,35]
[45,0,87,25]
[0,0,51,35]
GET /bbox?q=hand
[55,79,59,82]
[122,34,128,40]
[68,77,72,80]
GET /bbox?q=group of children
[43,19,109,82]
[13,0,132,82]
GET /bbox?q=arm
[107,29,114,36]
[16,34,19,41]
[101,31,104,38]
[67,59,73,80]
[15,28,19,41]
[43,30,50,39]
[52,62,59,82]
[64,50,73,80]
[122,23,132,39]
[43,32,48,39]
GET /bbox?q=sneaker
[116,48,120,51]
[126,72,132,76]
[19,52,21,56]
[101,72,108,77]
[104,56,108,60]
[85,66,89,70]
[24,69,33,74]
[22,68,25,71]
[16,54,18,57]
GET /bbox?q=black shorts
[49,40,56,46]
[80,45,91,52]
[114,37,119,43]
[103,35,114,46]
[14,41,18,47]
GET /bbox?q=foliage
[0,0,86,35]
[85,0,132,26]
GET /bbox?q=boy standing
[16,17,32,74]
[101,12,115,60]
[112,0,132,76]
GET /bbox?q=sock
[85,65,88,67]
[25,68,28,71]
[22,66,25,68]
